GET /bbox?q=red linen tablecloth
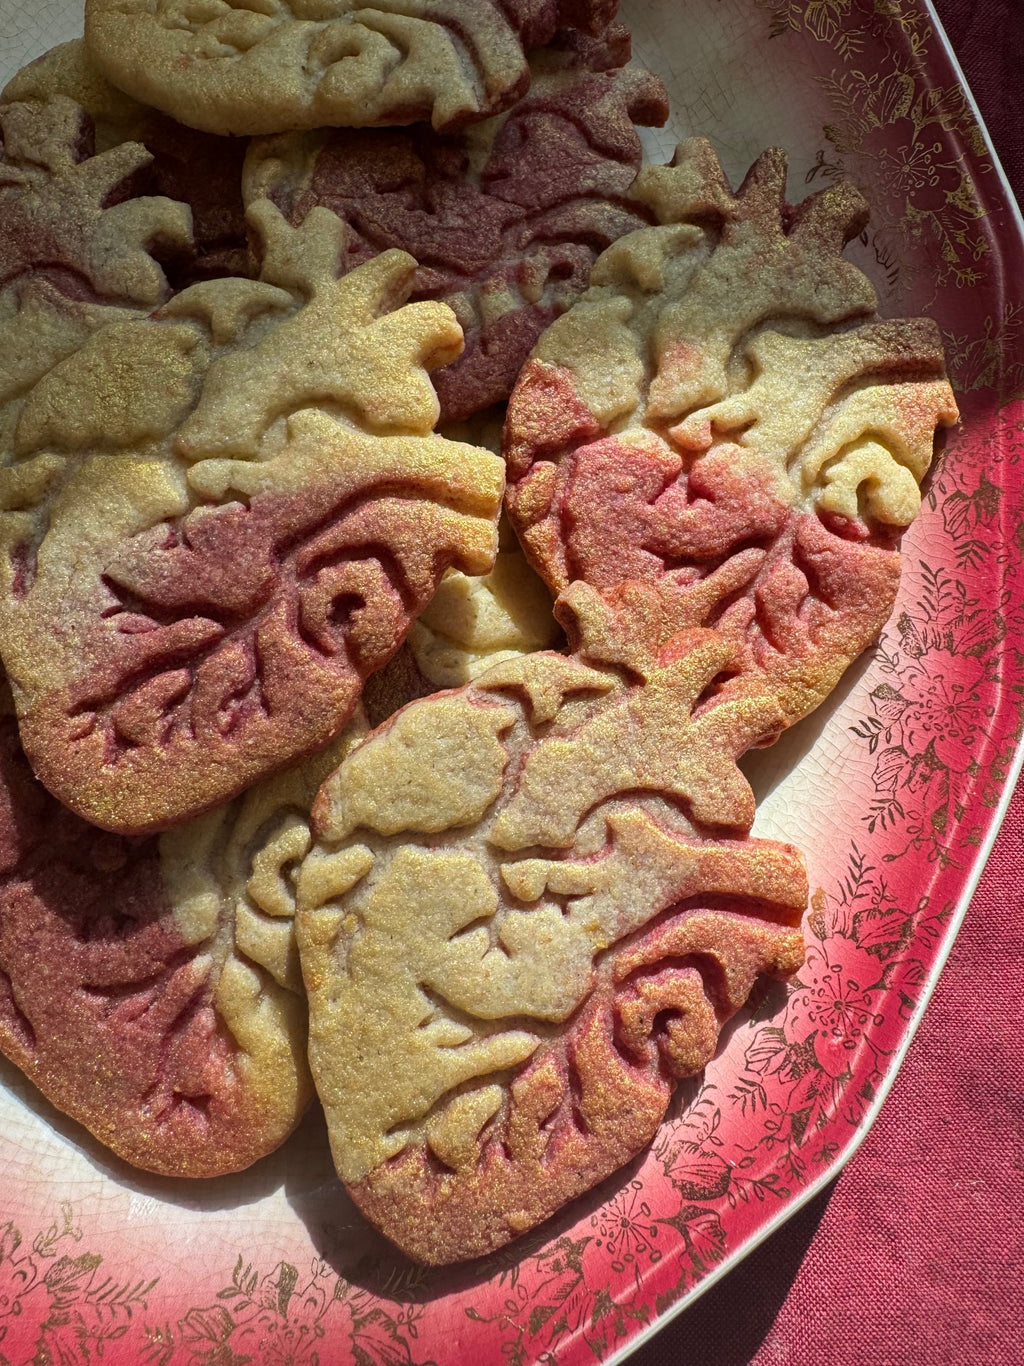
[634,3,1024,1363]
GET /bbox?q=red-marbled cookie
[504,138,959,729]
[3,41,252,285]
[296,580,807,1263]
[244,25,668,422]
[0,673,364,1177]
[0,112,504,834]
[84,0,618,137]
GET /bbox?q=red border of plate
[0,1,1022,1363]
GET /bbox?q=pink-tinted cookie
[3,41,251,284]
[296,581,806,1263]
[244,28,668,421]
[84,0,618,137]
[0,183,504,834]
[0,676,363,1177]
[504,139,959,727]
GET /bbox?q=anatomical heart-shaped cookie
[505,138,958,727]
[0,676,364,1177]
[245,26,668,421]
[0,189,503,834]
[296,582,807,1263]
[84,0,618,136]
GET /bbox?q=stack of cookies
[0,1,956,1264]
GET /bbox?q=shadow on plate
[741,645,878,809]
[0,1049,319,1213]
[630,1179,837,1366]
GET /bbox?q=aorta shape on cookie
[0,111,503,833]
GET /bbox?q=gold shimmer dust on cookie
[295,581,807,1264]
[0,102,504,834]
[83,0,620,136]
[0,670,366,1178]
[0,94,192,422]
[504,137,959,728]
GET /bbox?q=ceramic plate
[0,2,1022,1363]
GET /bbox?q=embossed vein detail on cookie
[244,29,668,421]
[84,0,618,137]
[297,583,806,1262]
[504,138,959,727]
[0,672,365,1178]
[0,196,504,834]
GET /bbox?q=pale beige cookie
[0,673,365,1178]
[84,0,617,136]
[409,519,560,687]
[504,138,959,728]
[0,194,503,834]
[297,580,806,1263]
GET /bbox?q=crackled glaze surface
[0,185,503,833]
[84,0,617,135]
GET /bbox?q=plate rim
[0,1,1022,1362]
